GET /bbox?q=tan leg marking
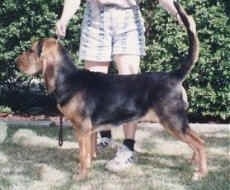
[161,123,207,180]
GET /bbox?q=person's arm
[56,0,81,37]
[60,0,81,24]
[158,0,178,16]
[158,0,183,25]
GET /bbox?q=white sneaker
[105,145,136,172]
[96,137,116,152]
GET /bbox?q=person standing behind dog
[56,0,182,172]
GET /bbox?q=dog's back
[53,2,199,126]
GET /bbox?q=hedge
[0,0,229,121]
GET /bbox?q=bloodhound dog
[16,2,207,181]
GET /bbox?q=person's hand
[56,19,68,38]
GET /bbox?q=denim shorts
[79,1,145,62]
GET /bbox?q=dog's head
[16,38,60,75]
[16,38,63,93]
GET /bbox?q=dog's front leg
[75,127,92,181]
[91,132,97,159]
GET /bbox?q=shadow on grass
[188,169,230,190]
[138,152,187,169]
[205,136,230,149]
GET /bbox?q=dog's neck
[42,48,79,103]
[41,41,78,95]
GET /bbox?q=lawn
[0,123,229,190]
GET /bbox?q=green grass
[0,124,229,190]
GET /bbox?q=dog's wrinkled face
[17,38,62,93]
[16,38,59,76]
[16,41,44,75]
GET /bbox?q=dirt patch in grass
[12,129,78,149]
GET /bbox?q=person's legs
[81,3,145,172]
[84,61,116,149]
[80,2,115,150]
[114,55,140,75]
[84,61,109,73]
[115,55,140,151]
[105,54,140,172]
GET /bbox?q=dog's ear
[39,38,58,93]
[36,40,44,57]
[43,59,56,93]
[37,38,60,93]
[41,53,56,93]
[31,39,45,57]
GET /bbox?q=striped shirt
[91,0,178,16]
[92,0,139,8]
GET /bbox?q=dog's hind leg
[184,128,208,180]
[163,124,199,165]
[162,123,199,163]
[186,128,205,165]
[159,115,207,180]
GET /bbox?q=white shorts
[79,2,145,62]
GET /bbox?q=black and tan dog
[16,2,207,181]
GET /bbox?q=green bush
[0,105,12,113]
[0,0,229,121]
[141,0,230,120]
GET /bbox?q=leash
[57,35,65,146]
[58,114,64,146]
[54,34,64,147]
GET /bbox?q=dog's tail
[173,1,199,81]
